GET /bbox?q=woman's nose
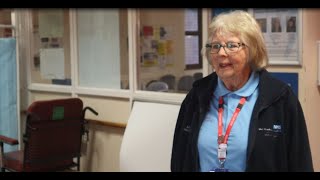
[217,46,228,56]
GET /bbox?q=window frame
[24,8,211,106]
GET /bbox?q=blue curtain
[0,38,18,152]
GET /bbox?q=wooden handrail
[87,119,126,129]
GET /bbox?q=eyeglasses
[205,42,246,54]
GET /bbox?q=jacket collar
[192,71,217,114]
[255,69,288,108]
[193,68,288,109]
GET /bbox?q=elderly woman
[171,10,313,172]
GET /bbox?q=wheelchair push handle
[83,106,98,116]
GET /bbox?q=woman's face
[210,34,251,81]
[273,18,281,30]
[288,20,293,26]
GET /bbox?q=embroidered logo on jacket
[273,124,281,133]
[258,124,282,137]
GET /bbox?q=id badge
[218,143,227,159]
[211,168,230,172]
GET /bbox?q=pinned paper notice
[40,48,65,79]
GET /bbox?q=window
[76,9,129,89]
[184,8,202,70]
[0,9,14,37]
[29,9,129,90]
[25,8,209,104]
[137,9,203,93]
[30,9,71,85]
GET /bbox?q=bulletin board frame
[249,8,302,66]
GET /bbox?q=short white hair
[202,10,268,70]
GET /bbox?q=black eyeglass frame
[205,42,246,54]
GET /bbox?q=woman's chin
[217,69,235,79]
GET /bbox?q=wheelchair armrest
[0,135,19,145]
